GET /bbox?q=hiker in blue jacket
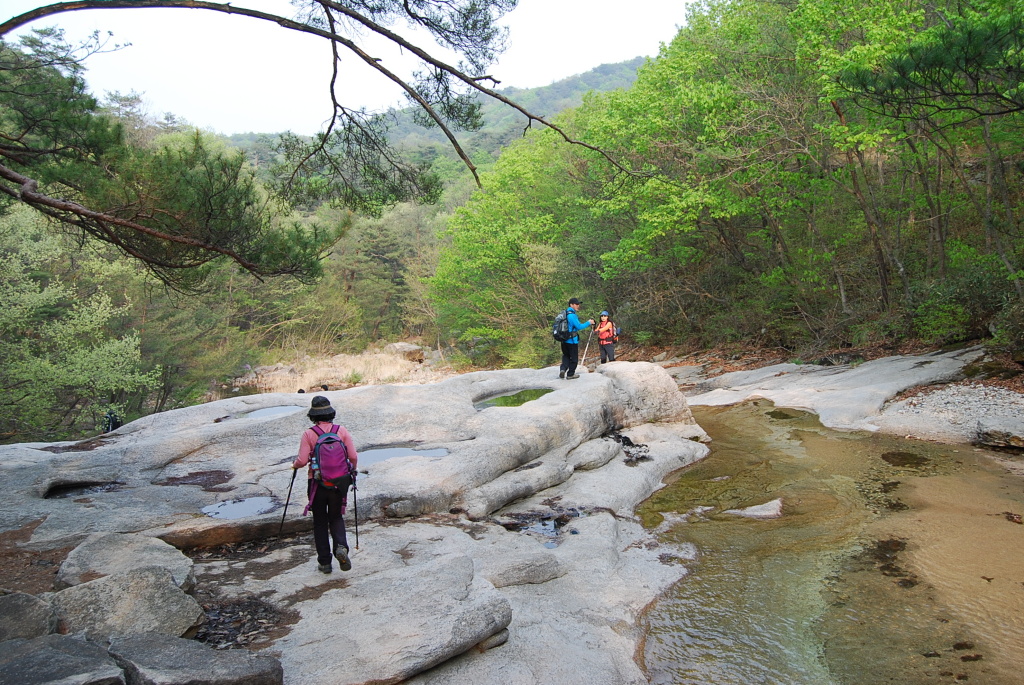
[559,297,594,380]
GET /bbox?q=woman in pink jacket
[292,396,358,573]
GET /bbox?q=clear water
[202,496,281,519]
[639,401,1024,685]
[241,406,303,419]
[358,445,448,467]
[473,388,553,410]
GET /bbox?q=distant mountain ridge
[388,57,645,161]
[226,57,644,171]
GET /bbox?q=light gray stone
[597,361,695,427]
[687,346,985,432]
[0,362,708,685]
[974,416,1024,450]
[0,634,125,685]
[108,633,283,685]
[477,551,565,588]
[269,554,511,685]
[48,567,204,639]
[566,438,621,471]
[57,533,195,592]
[383,342,426,362]
[474,629,509,651]
[0,591,58,640]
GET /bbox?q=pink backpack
[310,424,352,486]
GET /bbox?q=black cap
[568,297,583,305]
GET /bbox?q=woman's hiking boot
[335,547,352,572]
[318,563,332,574]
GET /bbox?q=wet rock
[0,590,58,640]
[108,632,283,685]
[0,633,124,685]
[57,533,195,592]
[46,567,204,639]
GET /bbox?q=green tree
[0,205,156,441]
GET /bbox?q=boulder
[108,633,283,685]
[0,590,58,640]
[476,551,565,588]
[57,533,195,592]
[269,554,511,685]
[383,342,425,363]
[46,567,204,639]
[0,633,124,685]
[974,416,1024,450]
[597,361,695,426]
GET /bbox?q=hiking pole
[279,467,297,535]
[581,328,594,368]
[352,477,359,550]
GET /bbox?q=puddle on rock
[156,470,235,492]
[44,481,126,499]
[240,406,304,420]
[358,444,448,468]
[473,388,553,410]
[639,400,1024,685]
[497,507,587,548]
[202,496,281,519]
[881,450,931,468]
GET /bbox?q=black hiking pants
[308,476,352,565]
[560,341,579,376]
[600,343,615,363]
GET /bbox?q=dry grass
[250,352,461,394]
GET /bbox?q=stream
[638,401,1024,685]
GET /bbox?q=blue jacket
[565,308,592,344]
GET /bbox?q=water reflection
[473,388,553,410]
[639,401,1024,684]
[358,445,448,467]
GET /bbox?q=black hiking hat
[568,297,583,305]
[308,395,335,419]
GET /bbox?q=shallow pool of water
[358,445,449,467]
[473,388,553,410]
[639,401,1024,685]
[202,496,281,519]
[241,406,303,420]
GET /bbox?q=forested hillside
[0,30,640,443]
[432,0,1024,368]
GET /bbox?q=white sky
[4,1,688,135]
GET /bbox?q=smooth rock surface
[108,633,283,685]
[2,362,707,685]
[687,346,987,433]
[0,633,124,685]
[267,554,511,685]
